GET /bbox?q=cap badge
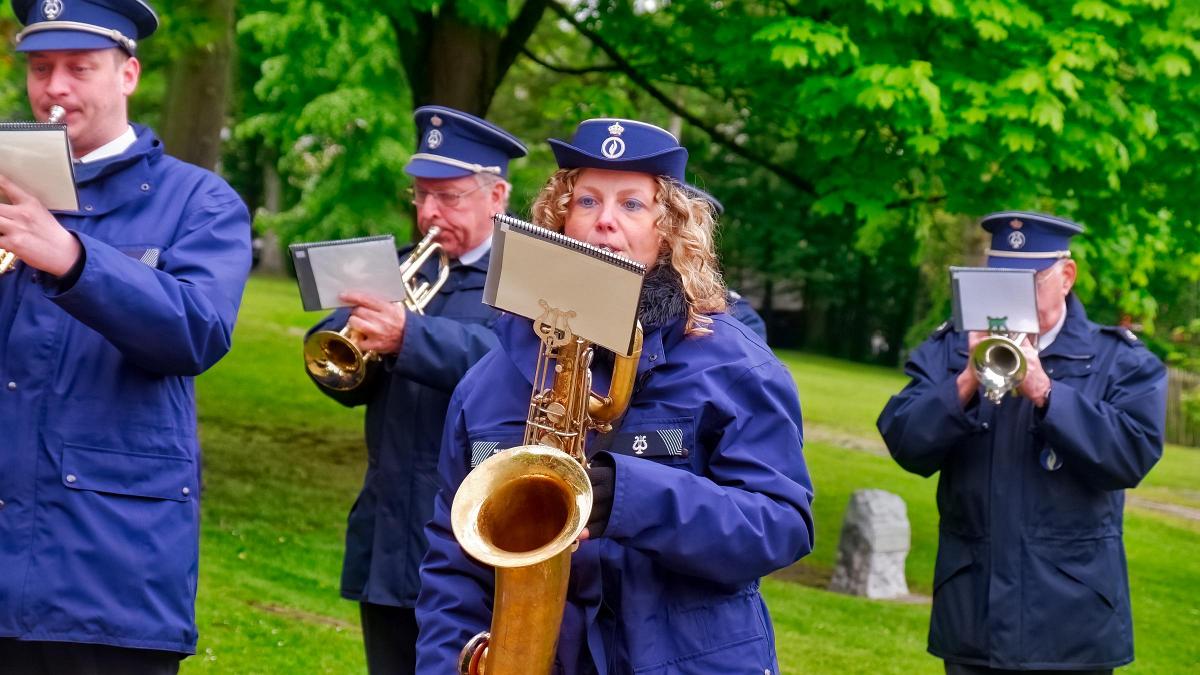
[426,129,443,150]
[1009,218,1023,229]
[42,0,64,20]
[430,115,443,127]
[1008,230,1026,249]
[601,120,627,159]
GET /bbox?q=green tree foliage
[748,0,1200,336]
[505,0,1200,359]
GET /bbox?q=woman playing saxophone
[416,118,815,674]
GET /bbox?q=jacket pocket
[467,431,527,469]
[62,443,195,501]
[604,416,696,466]
[632,587,771,673]
[1022,537,1129,665]
[929,531,989,661]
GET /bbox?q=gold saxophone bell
[303,226,449,390]
[452,311,643,675]
[972,333,1028,404]
[0,105,66,276]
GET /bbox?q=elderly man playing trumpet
[878,212,1166,675]
[305,106,526,675]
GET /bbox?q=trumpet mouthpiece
[48,106,66,124]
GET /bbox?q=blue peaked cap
[982,211,1084,271]
[406,106,527,179]
[13,0,158,53]
[549,118,688,183]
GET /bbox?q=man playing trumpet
[0,1,252,672]
[878,212,1167,674]
[305,106,526,675]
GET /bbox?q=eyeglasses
[409,183,485,209]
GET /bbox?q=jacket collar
[73,124,161,185]
[1039,293,1096,359]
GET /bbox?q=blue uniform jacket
[0,126,251,653]
[877,294,1166,670]
[727,290,767,343]
[308,250,500,608]
[417,313,814,674]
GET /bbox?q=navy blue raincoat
[417,312,814,674]
[0,125,251,653]
[308,250,500,608]
[878,294,1166,670]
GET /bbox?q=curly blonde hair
[531,168,727,336]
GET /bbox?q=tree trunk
[393,0,547,117]
[160,0,235,170]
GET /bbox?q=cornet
[972,328,1031,404]
[0,105,65,275]
[303,226,449,390]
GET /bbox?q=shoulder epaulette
[1100,325,1141,346]
[930,320,953,338]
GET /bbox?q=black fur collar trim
[638,263,687,331]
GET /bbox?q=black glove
[586,453,616,538]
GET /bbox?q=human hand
[956,331,986,406]
[1016,336,1052,407]
[0,173,81,276]
[339,291,407,355]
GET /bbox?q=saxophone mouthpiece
[48,105,66,124]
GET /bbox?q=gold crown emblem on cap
[608,121,625,137]
[1009,218,1024,230]
[431,115,443,127]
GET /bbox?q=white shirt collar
[1038,305,1068,352]
[457,237,492,266]
[78,126,137,164]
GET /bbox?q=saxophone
[451,302,643,675]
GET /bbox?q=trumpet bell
[972,334,1027,404]
[303,328,374,391]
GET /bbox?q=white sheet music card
[0,123,78,211]
[484,215,645,356]
[950,266,1039,334]
[289,235,407,311]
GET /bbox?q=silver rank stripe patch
[657,428,685,456]
[470,441,500,468]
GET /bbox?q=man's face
[411,175,506,258]
[26,49,139,159]
[1035,260,1077,334]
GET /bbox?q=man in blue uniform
[0,1,252,673]
[306,106,525,675]
[878,212,1167,674]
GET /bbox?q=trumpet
[1,105,65,275]
[972,331,1029,404]
[452,305,643,675]
[303,226,449,390]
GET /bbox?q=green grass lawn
[183,275,1200,673]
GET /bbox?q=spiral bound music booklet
[485,214,646,356]
[0,122,78,211]
[289,234,407,311]
[949,266,1039,334]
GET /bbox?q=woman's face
[564,169,662,269]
